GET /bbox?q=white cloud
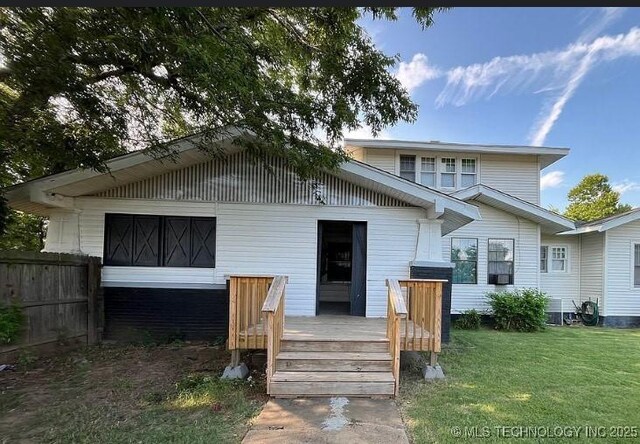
[344,123,391,140]
[612,180,640,195]
[432,8,640,145]
[395,53,442,92]
[540,171,565,190]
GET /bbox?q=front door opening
[317,221,367,316]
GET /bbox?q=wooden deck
[228,276,444,398]
[236,315,432,351]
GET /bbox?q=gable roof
[3,131,481,235]
[344,138,569,169]
[452,184,576,234]
[558,207,640,235]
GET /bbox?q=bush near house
[486,288,549,332]
[454,309,482,330]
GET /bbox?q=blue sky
[352,7,640,210]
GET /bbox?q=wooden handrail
[261,276,288,313]
[262,275,287,395]
[386,279,404,397]
[386,278,408,317]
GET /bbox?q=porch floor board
[236,315,432,350]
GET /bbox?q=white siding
[363,149,396,173]
[359,149,541,203]
[480,154,540,204]
[540,234,580,310]
[603,221,640,316]
[443,202,539,313]
[73,197,426,317]
[579,232,605,311]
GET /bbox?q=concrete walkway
[242,397,409,444]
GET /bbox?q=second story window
[420,157,436,187]
[441,158,456,188]
[461,159,477,187]
[399,155,416,181]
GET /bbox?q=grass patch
[0,343,266,443]
[401,327,640,443]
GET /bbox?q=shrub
[486,288,549,332]
[455,309,482,330]
[0,302,24,344]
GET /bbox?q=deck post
[429,351,438,367]
[230,349,241,367]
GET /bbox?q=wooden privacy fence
[0,251,102,358]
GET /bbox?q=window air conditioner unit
[496,274,510,285]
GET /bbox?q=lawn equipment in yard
[564,299,599,326]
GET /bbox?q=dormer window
[399,155,416,181]
[441,158,456,188]
[461,158,477,187]
[420,157,436,187]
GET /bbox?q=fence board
[0,251,102,358]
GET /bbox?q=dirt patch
[0,343,267,443]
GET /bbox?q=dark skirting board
[104,286,229,342]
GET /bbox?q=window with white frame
[551,246,568,272]
[441,158,456,188]
[420,157,436,187]
[634,244,640,287]
[540,246,548,273]
[451,238,478,284]
[461,158,477,187]
[488,238,514,285]
[399,155,416,181]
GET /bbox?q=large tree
[0,7,447,240]
[564,173,632,222]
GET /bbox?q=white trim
[541,244,570,273]
[558,209,640,235]
[410,260,455,268]
[392,150,480,191]
[344,138,569,169]
[338,160,481,221]
[452,184,575,232]
[631,240,640,290]
[6,129,246,195]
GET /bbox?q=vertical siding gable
[95,151,408,207]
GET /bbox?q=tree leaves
[0,7,445,238]
[564,173,632,222]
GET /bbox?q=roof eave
[453,184,575,233]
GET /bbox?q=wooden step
[269,381,395,397]
[280,339,389,353]
[276,351,392,372]
[271,371,395,383]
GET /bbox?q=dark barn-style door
[350,222,367,317]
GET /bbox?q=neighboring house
[4,132,639,336]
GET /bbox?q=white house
[4,132,640,340]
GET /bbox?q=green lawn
[401,327,640,443]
